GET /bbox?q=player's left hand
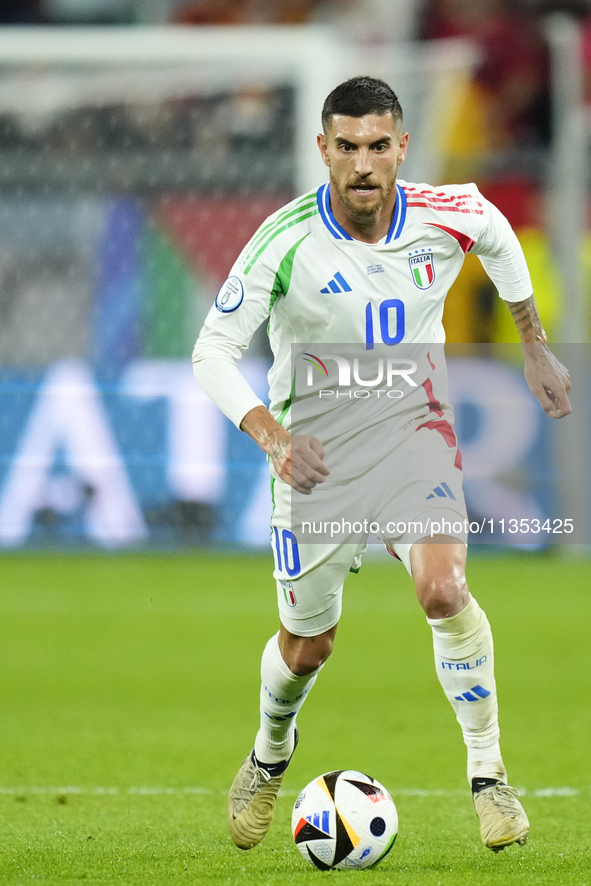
[522,342,572,418]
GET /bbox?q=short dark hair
[321,76,403,132]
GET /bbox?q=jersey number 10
[365,299,405,349]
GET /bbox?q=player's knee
[285,636,334,676]
[415,572,469,619]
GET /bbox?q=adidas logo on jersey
[426,482,456,501]
[320,271,352,294]
[454,685,491,702]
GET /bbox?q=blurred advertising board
[0,346,588,550]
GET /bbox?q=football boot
[228,729,299,849]
[472,778,529,851]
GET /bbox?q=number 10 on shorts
[273,527,301,578]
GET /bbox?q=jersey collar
[316,182,353,239]
[385,184,407,243]
[316,182,407,244]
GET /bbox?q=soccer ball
[292,770,398,870]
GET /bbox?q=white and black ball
[292,770,398,870]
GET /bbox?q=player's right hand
[239,405,329,493]
[271,432,330,495]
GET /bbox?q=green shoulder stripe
[246,190,317,255]
[269,233,310,312]
[244,209,318,275]
[245,199,318,263]
[243,198,317,269]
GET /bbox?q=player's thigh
[375,424,468,576]
[271,478,366,637]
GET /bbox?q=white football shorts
[270,420,468,636]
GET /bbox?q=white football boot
[228,730,299,850]
[472,778,530,851]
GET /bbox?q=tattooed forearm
[505,295,546,343]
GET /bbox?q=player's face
[317,113,408,224]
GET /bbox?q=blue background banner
[0,350,583,549]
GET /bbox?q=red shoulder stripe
[402,186,483,215]
[426,223,475,254]
[403,187,476,203]
[405,202,484,215]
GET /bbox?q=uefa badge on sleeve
[215,275,244,312]
[408,249,435,290]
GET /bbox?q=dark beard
[332,174,397,223]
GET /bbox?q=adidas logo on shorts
[426,482,456,501]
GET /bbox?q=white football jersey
[193,180,532,429]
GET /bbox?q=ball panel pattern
[292,770,397,871]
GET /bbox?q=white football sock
[427,597,507,784]
[253,632,322,765]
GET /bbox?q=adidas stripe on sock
[427,597,507,784]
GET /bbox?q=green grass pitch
[0,551,589,885]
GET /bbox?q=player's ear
[317,132,330,166]
[397,131,409,166]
